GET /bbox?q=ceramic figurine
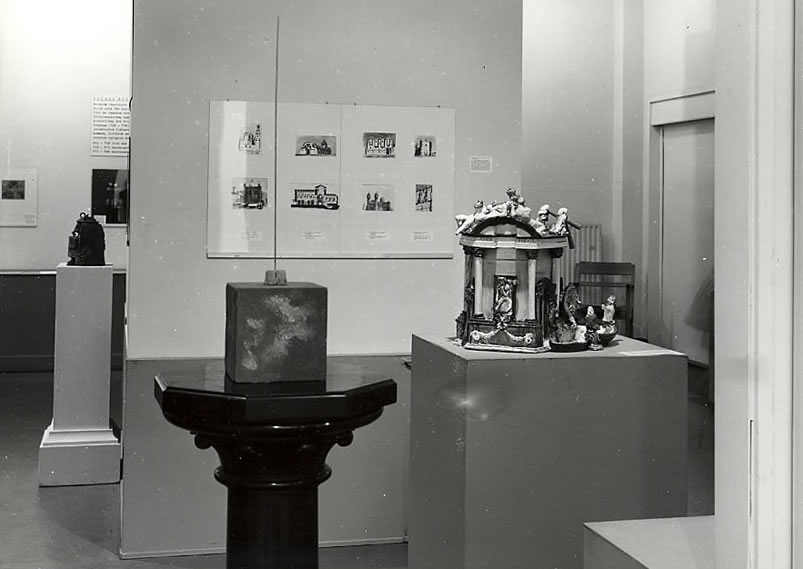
[511,196,533,222]
[584,305,603,351]
[492,276,517,326]
[548,284,588,352]
[598,295,618,345]
[455,200,484,234]
[532,204,551,236]
[551,207,569,236]
[601,295,616,325]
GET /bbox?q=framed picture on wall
[415,184,433,211]
[91,168,129,225]
[363,132,396,157]
[238,123,263,154]
[361,184,395,211]
[294,135,337,157]
[0,168,38,226]
[413,136,436,157]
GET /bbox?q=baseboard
[0,353,124,372]
[118,537,407,559]
[119,546,225,560]
[0,355,54,372]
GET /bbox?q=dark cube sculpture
[225,280,327,383]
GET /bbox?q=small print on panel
[415,184,433,212]
[362,184,394,211]
[230,178,269,210]
[1,180,25,200]
[363,132,396,158]
[295,135,336,157]
[290,183,340,210]
[414,136,436,157]
[91,169,129,224]
[238,124,263,154]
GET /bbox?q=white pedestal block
[38,263,120,486]
[409,334,688,569]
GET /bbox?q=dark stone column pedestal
[195,416,374,569]
[155,369,396,569]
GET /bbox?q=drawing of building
[414,137,435,157]
[415,184,433,211]
[364,191,392,211]
[291,184,339,210]
[364,133,395,157]
[297,139,333,156]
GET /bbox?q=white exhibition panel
[207,101,455,258]
[277,103,343,256]
[338,104,455,257]
[207,101,276,257]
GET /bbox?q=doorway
[660,118,715,370]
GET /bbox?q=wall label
[91,96,130,157]
[469,155,493,173]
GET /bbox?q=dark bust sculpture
[67,212,106,266]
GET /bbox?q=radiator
[557,223,603,285]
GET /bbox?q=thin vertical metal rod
[272,16,280,271]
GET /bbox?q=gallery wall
[643,0,715,100]
[641,0,715,344]
[618,0,644,278]
[522,0,714,339]
[521,0,615,255]
[128,0,523,358]
[0,0,131,270]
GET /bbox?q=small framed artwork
[414,136,436,157]
[230,177,269,210]
[362,184,395,211]
[238,123,263,154]
[363,132,396,158]
[415,184,433,211]
[0,168,38,226]
[290,183,340,210]
[295,135,336,157]
[91,169,129,225]
[1,179,25,200]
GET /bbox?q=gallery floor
[0,367,713,569]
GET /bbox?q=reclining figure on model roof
[454,187,576,239]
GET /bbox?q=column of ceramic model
[472,248,484,316]
[552,253,562,289]
[527,251,537,320]
[462,248,473,313]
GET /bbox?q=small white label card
[469,155,493,173]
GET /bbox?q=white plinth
[38,263,120,486]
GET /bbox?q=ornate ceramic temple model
[455,188,576,353]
